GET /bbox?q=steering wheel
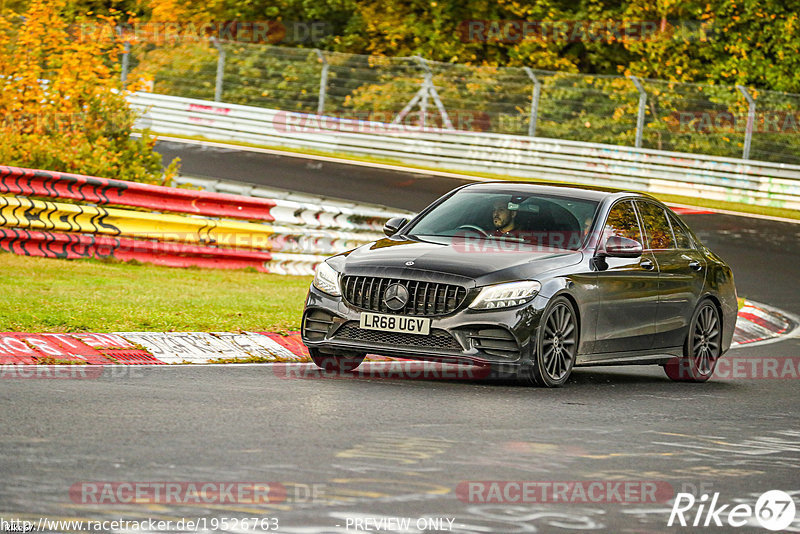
[457,224,489,236]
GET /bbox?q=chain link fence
[126,40,800,165]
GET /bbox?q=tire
[309,348,366,373]
[522,296,578,387]
[664,299,721,382]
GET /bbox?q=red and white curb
[733,301,799,347]
[0,331,310,365]
[0,301,795,366]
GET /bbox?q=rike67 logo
[668,490,796,531]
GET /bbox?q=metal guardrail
[130,92,800,211]
[124,40,800,165]
[0,166,402,275]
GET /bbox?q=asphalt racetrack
[0,140,797,533]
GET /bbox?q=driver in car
[491,199,520,237]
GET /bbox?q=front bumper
[301,284,548,370]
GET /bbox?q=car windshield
[406,189,599,251]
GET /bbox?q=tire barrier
[0,195,381,255]
[0,167,398,274]
[0,228,277,271]
[0,165,278,221]
[0,195,274,249]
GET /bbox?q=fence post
[628,75,646,148]
[115,27,131,88]
[315,49,329,115]
[211,38,226,102]
[736,85,755,160]
[522,67,541,137]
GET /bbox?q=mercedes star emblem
[383,283,409,311]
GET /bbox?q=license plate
[360,312,431,335]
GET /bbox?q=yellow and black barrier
[0,196,275,250]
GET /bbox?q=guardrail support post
[211,38,226,102]
[736,85,755,160]
[523,67,541,137]
[315,49,329,115]
[628,75,646,148]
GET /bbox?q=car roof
[457,181,653,202]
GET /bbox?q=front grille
[334,323,463,351]
[342,276,467,316]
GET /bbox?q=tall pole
[736,85,755,160]
[628,75,647,149]
[315,49,329,115]
[523,67,542,137]
[116,26,131,89]
[211,37,226,102]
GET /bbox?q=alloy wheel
[542,302,577,381]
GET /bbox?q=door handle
[640,259,655,271]
[689,261,702,271]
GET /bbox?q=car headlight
[469,280,541,310]
[312,261,341,296]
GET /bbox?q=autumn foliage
[0,0,178,183]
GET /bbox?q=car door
[635,201,707,349]
[592,200,660,355]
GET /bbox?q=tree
[0,0,179,183]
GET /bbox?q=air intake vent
[302,309,335,341]
[467,328,519,359]
[342,276,467,316]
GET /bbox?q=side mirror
[383,217,408,237]
[601,235,643,258]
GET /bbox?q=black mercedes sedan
[301,182,737,387]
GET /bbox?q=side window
[603,201,643,244]
[637,201,675,250]
[668,212,694,249]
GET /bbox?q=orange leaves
[0,0,177,183]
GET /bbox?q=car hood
[340,236,584,285]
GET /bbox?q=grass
[155,132,800,222]
[0,251,751,334]
[0,252,311,333]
